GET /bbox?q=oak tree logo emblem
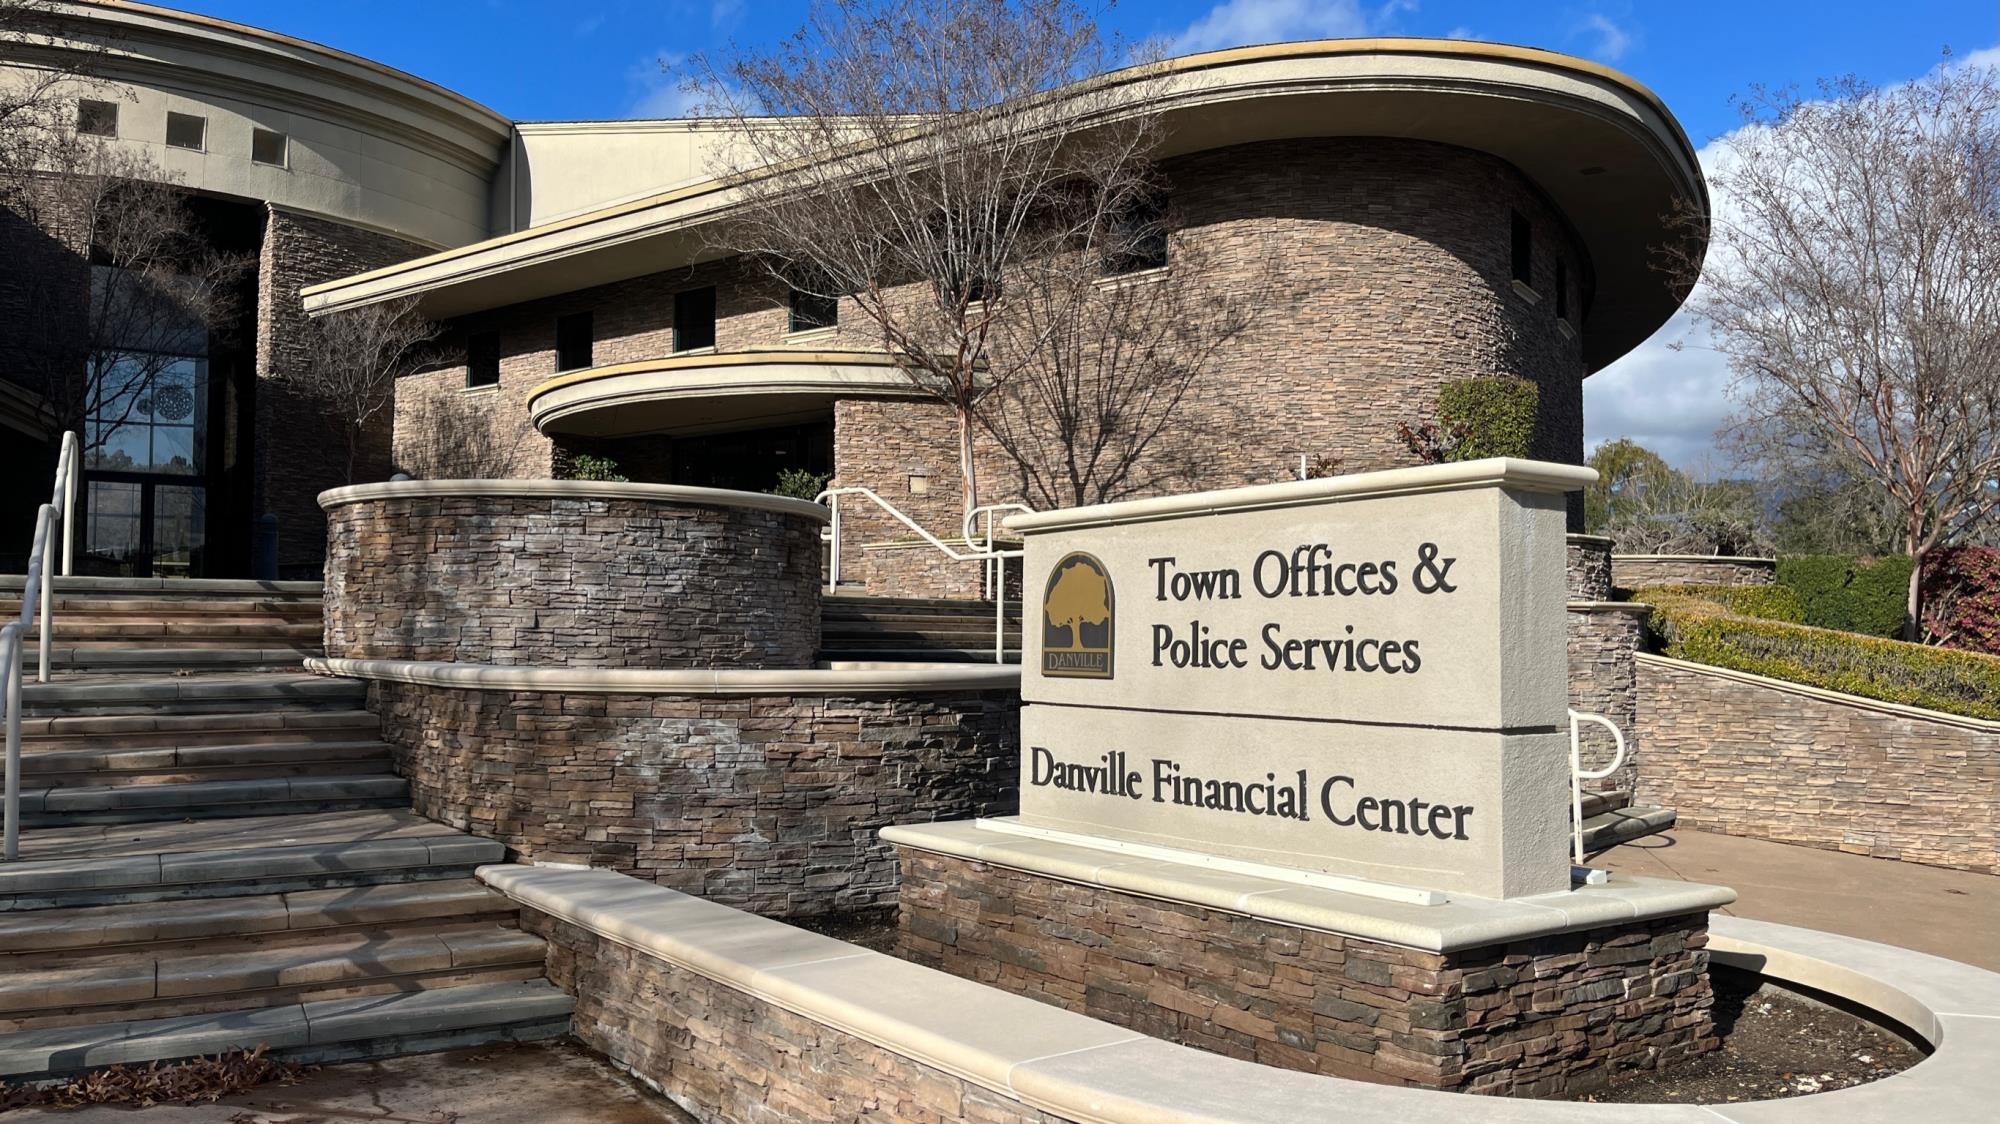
[1041,552,1113,679]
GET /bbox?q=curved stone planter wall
[320,481,826,668]
[313,658,1020,918]
[1613,555,1776,592]
[483,865,2000,1124]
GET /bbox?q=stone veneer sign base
[895,459,1739,1096]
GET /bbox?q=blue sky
[181,0,2000,470]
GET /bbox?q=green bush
[1776,554,1912,637]
[567,453,627,483]
[770,468,831,501]
[1437,377,1539,461]
[1638,585,2000,721]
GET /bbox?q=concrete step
[0,924,548,1032]
[21,739,394,788]
[20,708,380,749]
[0,574,322,598]
[1579,789,1633,820]
[1581,804,1677,854]
[24,620,323,642]
[0,810,505,911]
[20,673,364,717]
[0,879,519,957]
[0,977,573,1079]
[11,774,409,826]
[21,647,320,673]
[819,647,1022,663]
[5,600,321,618]
[823,594,1015,614]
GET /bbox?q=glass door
[80,354,210,577]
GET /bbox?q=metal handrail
[1567,708,1629,865]
[817,486,1030,664]
[4,431,81,861]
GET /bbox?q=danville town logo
[1041,552,1114,679]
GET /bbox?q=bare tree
[1670,57,2000,638]
[979,221,1273,507]
[1600,457,1769,557]
[296,299,439,483]
[0,0,99,177]
[685,0,1169,518]
[3,137,246,461]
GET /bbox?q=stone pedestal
[887,823,1729,1098]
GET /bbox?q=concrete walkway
[1598,828,2000,972]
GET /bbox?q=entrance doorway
[672,420,833,493]
[79,354,209,577]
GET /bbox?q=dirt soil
[1572,965,1924,1103]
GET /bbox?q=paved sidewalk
[1597,828,2000,972]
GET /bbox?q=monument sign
[1002,459,1594,899]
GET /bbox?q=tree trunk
[957,402,980,527]
[1904,543,1925,643]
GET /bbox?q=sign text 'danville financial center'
[1004,460,1596,900]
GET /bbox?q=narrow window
[1510,210,1532,286]
[1103,194,1169,275]
[673,287,716,352]
[555,311,593,371]
[165,112,206,151]
[789,286,838,333]
[76,99,118,138]
[1555,259,1569,321]
[251,127,288,167]
[466,331,500,388]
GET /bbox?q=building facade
[6,7,1706,591]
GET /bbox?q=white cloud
[627,51,703,118]
[1444,25,1478,40]
[1174,0,1384,54]
[1579,13,1634,62]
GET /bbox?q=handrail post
[827,494,842,592]
[60,433,77,577]
[3,626,20,862]
[37,505,54,684]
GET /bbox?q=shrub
[1437,376,1539,461]
[1776,554,1912,637]
[568,453,627,482]
[1922,545,2000,655]
[1396,377,1539,464]
[771,468,831,501]
[1638,585,2000,721]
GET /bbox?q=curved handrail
[1567,708,1629,865]
[816,486,1030,665]
[4,432,81,862]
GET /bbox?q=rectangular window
[466,331,500,388]
[1555,259,1569,320]
[673,287,716,352]
[1103,194,1170,275]
[555,311,593,371]
[76,99,118,138]
[165,111,206,151]
[788,287,838,333]
[1510,210,1532,286]
[251,127,288,167]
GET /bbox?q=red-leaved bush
[1922,545,2000,655]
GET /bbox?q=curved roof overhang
[304,38,1707,373]
[529,350,932,438]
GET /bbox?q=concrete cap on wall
[315,478,831,522]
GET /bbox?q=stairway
[1,575,323,673]
[1579,788,1677,854]
[0,579,572,1082]
[820,594,1022,663]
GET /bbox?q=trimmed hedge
[1776,554,1913,637]
[1438,377,1538,461]
[1638,585,2000,721]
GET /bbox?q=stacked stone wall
[1566,534,1642,790]
[527,908,1062,1123]
[1613,556,1776,592]
[896,850,1715,1098]
[1635,656,2000,873]
[322,493,822,668]
[256,206,430,576]
[370,680,1019,917]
